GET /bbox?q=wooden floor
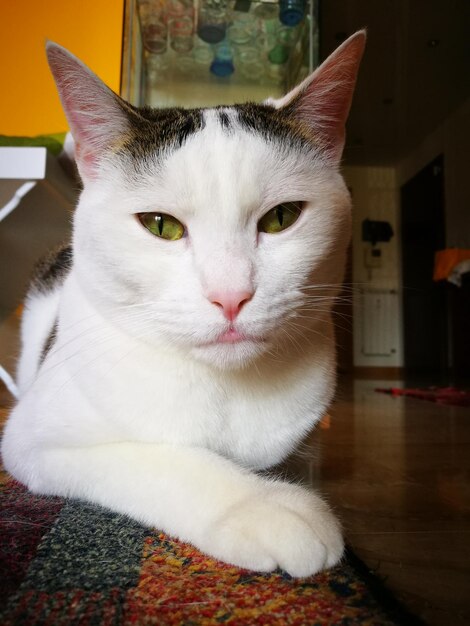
[1,375,469,624]
[287,379,470,625]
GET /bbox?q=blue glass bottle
[279,0,306,27]
[210,39,234,77]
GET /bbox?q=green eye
[258,202,302,234]
[138,212,185,241]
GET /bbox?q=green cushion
[0,133,67,156]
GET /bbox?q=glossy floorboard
[1,377,469,625]
[283,379,470,625]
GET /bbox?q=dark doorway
[401,155,447,381]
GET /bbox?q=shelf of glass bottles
[138,0,318,106]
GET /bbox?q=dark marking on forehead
[114,96,316,164]
[233,102,317,151]
[31,244,73,295]
[217,110,232,130]
[118,102,205,160]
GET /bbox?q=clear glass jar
[197,0,229,44]
[227,12,259,46]
[169,15,194,53]
[140,0,168,55]
[143,18,168,54]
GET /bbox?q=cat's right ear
[46,43,129,182]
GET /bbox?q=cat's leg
[7,437,343,577]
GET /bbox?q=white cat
[2,31,365,577]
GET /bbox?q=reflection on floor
[284,379,470,626]
[1,376,468,625]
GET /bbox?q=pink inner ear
[73,142,100,180]
[67,105,120,179]
[46,43,129,182]
[287,31,366,162]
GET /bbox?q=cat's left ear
[268,30,366,163]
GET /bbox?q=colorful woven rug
[0,479,416,625]
[376,386,470,407]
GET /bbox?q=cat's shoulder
[30,243,73,295]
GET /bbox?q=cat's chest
[81,341,331,469]
[46,299,333,468]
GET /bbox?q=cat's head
[47,32,365,370]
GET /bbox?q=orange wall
[0,0,125,136]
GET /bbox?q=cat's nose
[208,290,253,321]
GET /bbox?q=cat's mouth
[205,326,265,346]
[218,327,247,344]
[192,325,269,367]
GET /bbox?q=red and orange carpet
[1,479,420,625]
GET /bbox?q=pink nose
[208,290,253,321]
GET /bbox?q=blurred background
[1,0,469,386]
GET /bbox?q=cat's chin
[190,340,268,370]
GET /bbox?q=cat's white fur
[2,32,365,577]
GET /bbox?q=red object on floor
[376,387,470,407]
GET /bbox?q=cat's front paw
[204,485,343,577]
[267,482,344,570]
